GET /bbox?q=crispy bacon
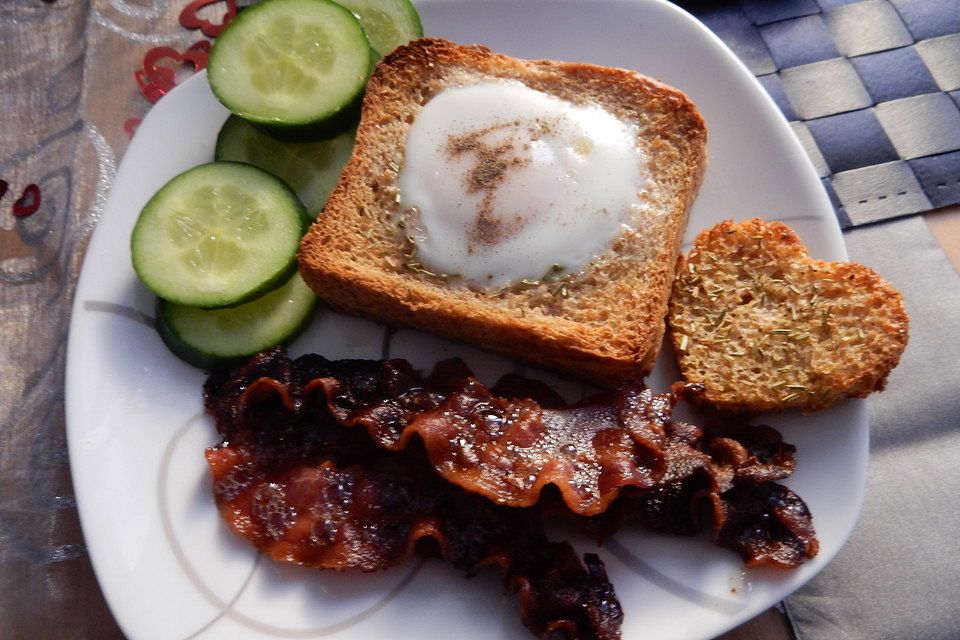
[203,348,819,639]
[204,350,623,639]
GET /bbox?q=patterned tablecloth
[680,0,960,227]
[1,1,958,639]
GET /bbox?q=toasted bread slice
[668,218,909,413]
[298,38,706,386]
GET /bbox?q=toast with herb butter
[668,218,908,412]
[298,38,707,386]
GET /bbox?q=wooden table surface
[924,206,960,273]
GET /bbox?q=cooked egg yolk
[398,81,645,288]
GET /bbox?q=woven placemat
[681,0,960,228]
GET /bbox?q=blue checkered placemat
[679,0,960,228]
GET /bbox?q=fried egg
[398,81,646,288]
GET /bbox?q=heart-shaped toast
[668,218,908,413]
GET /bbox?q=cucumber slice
[208,0,373,140]
[131,162,307,309]
[336,0,423,57]
[215,115,354,217]
[157,271,319,369]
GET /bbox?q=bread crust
[668,218,909,412]
[298,38,707,386]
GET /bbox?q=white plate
[65,1,867,639]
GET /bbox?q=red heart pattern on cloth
[178,0,237,38]
[123,118,142,139]
[12,184,42,218]
[134,40,210,103]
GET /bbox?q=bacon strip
[217,352,714,516]
[202,349,819,638]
